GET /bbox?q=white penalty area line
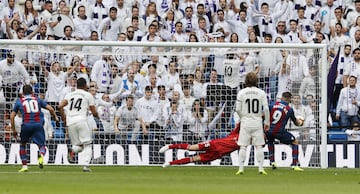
[0,171,88,174]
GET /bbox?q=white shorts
[237,126,265,146]
[68,121,93,146]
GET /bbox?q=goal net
[0,40,328,168]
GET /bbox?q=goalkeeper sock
[170,157,191,165]
[291,144,299,166]
[169,143,189,150]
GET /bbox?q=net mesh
[0,41,324,167]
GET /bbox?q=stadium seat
[52,121,65,140]
[328,129,348,141]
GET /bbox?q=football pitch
[0,165,359,194]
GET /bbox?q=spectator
[73,5,96,40]
[230,9,248,38]
[284,19,303,44]
[98,7,122,41]
[195,3,211,32]
[114,95,143,141]
[193,68,206,99]
[179,84,196,114]
[21,0,40,35]
[162,61,181,98]
[331,44,352,109]
[349,16,360,40]
[213,9,231,41]
[135,85,160,140]
[304,0,320,22]
[343,48,360,87]
[89,0,108,29]
[115,0,131,22]
[0,51,30,111]
[143,2,161,30]
[350,29,360,50]
[82,31,104,69]
[163,101,184,142]
[41,61,67,112]
[345,121,360,141]
[258,33,283,100]
[115,68,143,104]
[180,6,197,34]
[171,21,188,42]
[196,17,209,42]
[187,98,208,142]
[90,51,114,93]
[289,93,313,139]
[285,50,309,94]
[299,66,316,102]
[329,23,350,58]
[97,93,117,133]
[330,7,349,36]
[336,75,360,128]
[319,0,338,37]
[162,9,177,35]
[124,6,146,33]
[156,0,172,18]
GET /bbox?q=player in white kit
[235,72,270,175]
[58,78,99,172]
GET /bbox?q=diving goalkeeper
[159,123,240,167]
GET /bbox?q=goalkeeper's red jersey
[199,123,240,162]
[210,123,240,155]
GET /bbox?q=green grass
[0,165,359,194]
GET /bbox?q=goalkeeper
[266,92,305,171]
[159,123,240,167]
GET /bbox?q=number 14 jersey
[64,89,95,126]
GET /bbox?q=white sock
[72,145,83,153]
[82,144,92,166]
[255,146,265,171]
[238,147,247,171]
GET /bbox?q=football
[297,116,305,126]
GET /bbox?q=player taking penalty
[10,85,58,172]
[159,123,240,167]
[266,92,305,171]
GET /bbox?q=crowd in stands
[1,0,360,142]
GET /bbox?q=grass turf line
[0,166,359,194]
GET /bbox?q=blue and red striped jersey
[13,94,48,124]
[268,100,297,135]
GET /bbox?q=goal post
[0,40,329,168]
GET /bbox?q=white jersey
[223,58,241,88]
[0,59,30,85]
[235,87,270,129]
[64,89,95,126]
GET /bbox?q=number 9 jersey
[268,100,297,135]
[63,89,95,126]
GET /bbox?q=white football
[296,116,305,126]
